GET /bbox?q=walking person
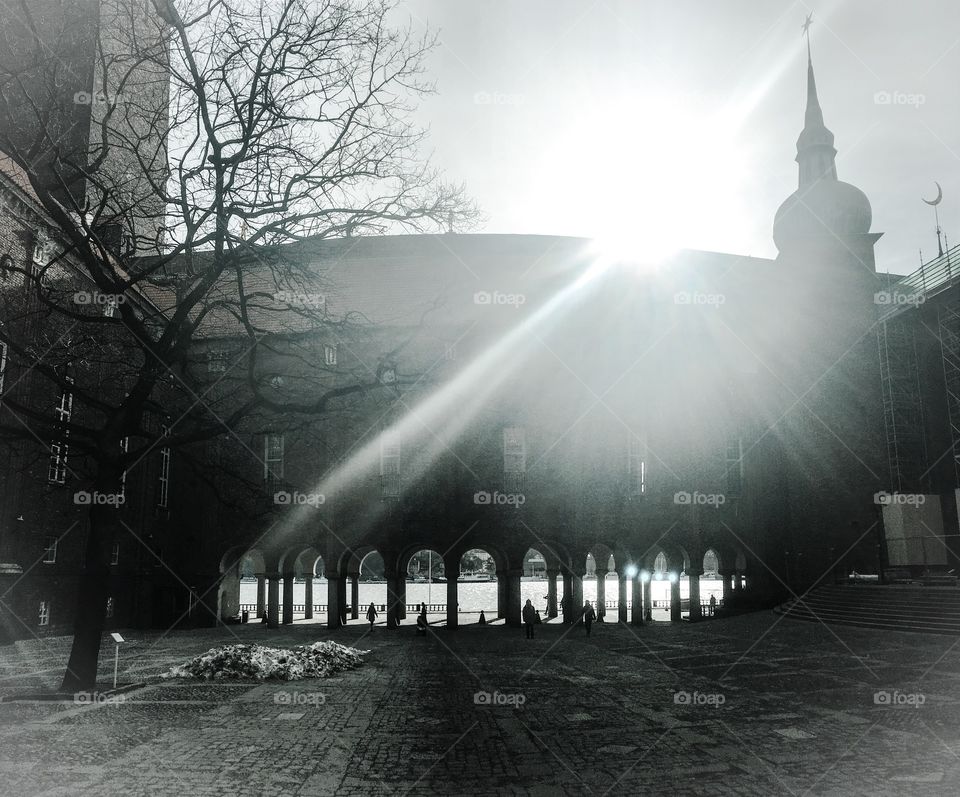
[522,598,537,639]
[366,602,378,630]
[583,600,596,636]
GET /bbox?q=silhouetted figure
[416,604,428,635]
[366,602,378,630]
[478,610,487,625]
[583,600,596,636]
[522,598,537,638]
[709,594,717,616]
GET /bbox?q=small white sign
[110,632,124,643]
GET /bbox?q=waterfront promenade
[1,612,958,795]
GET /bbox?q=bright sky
[401,0,960,275]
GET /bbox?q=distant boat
[460,573,495,582]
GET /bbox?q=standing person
[416,604,428,635]
[366,602,378,630]
[709,594,717,616]
[522,598,537,639]
[583,600,596,636]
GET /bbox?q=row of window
[260,428,747,500]
[37,596,114,627]
[208,344,339,375]
[43,537,120,565]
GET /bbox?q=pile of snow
[161,641,369,681]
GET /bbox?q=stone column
[642,579,652,622]
[282,573,295,624]
[446,573,458,628]
[561,571,574,623]
[618,573,629,622]
[720,569,733,603]
[688,569,702,622]
[256,575,266,619]
[595,569,608,620]
[670,577,682,623]
[386,572,402,628]
[631,576,642,625]
[505,569,523,627]
[546,569,559,618]
[266,573,280,629]
[303,575,314,620]
[350,574,360,620]
[326,574,343,629]
[496,572,507,619]
[398,575,407,620]
[572,571,584,622]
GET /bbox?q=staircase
[774,584,960,634]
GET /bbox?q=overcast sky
[400,0,960,275]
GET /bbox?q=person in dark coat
[583,600,597,636]
[522,598,537,638]
[366,602,378,630]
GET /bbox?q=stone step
[774,586,960,634]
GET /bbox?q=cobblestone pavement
[1,612,959,795]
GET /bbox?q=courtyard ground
[1,612,958,795]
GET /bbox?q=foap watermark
[474,690,526,708]
[275,290,325,308]
[274,690,326,706]
[73,90,128,106]
[874,491,925,507]
[473,90,525,107]
[674,491,725,508]
[874,290,925,307]
[874,690,925,708]
[674,291,725,308]
[474,490,525,508]
[74,490,125,507]
[874,90,926,109]
[74,691,126,705]
[274,491,325,507]
[474,290,526,308]
[674,690,725,707]
[73,291,126,307]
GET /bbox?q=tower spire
[795,14,837,187]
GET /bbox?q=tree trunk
[60,484,118,692]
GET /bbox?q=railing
[880,241,960,321]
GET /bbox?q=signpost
[110,632,124,689]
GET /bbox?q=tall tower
[766,26,887,586]
[772,34,882,271]
[0,0,169,253]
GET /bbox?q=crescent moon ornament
[923,181,943,206]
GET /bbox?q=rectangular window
[103,296,119,318]
[324,344,337,366]
[264,433,284,492]
[42,537,57,563]
[118,436,129,501]
[503,426,526,493]
[38,600,50,626]
[207,350,228,374]
[157,426,171,508]
[0,340,7,400]
[628,434,647,496]
[111,542,120,565]
[48,378,73,484]
[725,435,743,497]
[380,434,401,497]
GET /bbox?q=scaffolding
[938,297,960,487]
[878,314,928,492]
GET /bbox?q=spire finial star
[802,13,814,62]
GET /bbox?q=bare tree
[0,0,476,690]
